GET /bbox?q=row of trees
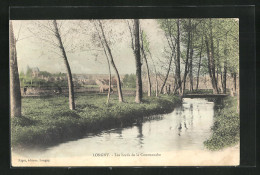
[10,18,239,117]
[157,18,238,96]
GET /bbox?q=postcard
[10,18,239,166]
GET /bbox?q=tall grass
[204,96,240,150]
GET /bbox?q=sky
[12,19,166,75]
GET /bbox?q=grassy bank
[204,96,240,150]
[11,93,181,148]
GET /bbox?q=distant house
[74,74,89,84]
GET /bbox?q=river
[12,98,239,166]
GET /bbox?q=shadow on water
[136,123,144,148]
[114,128,123,139]
[16,112,166,153]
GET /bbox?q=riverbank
[204,96,240,150]
[11,93,181,148]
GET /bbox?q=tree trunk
[107,64,112,104]
[196,36,203,90]
[220,71,223,93]
[176,19,182,95]
[172,75,178,94]
[155,77,158,97]
[182,20,191,94]
[223,61,227,94]
[149,51,158,97]
[140,32,151,97]
[160,53,173,94]
[222,41,228,94]
[10,21,22,117]
[189,28,194,92]
[133,19,142,103]
[143,53,151,97]
[53,20,75,110]
[103,43,112,104]
[216,68,219,88]
[98,21,124,102]
[94,22,112,104]
[216,40,220,92]
[205,37,218,94]
[209,19,219,94]
[233,72,237,92]
[205,21,219,95]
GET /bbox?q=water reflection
[114,128,123,139]
[136,123,144,148]
[16,98,215,158]
[178,123,182,136]
[184,122,188,129]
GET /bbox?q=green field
[11,93,181,148]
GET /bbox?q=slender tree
[149,53,159,97]
[222,38,228,94]
[53,20,75,110]
[204,19,219,94]
[127,19,143,102]
[10,21,22,117]
[140,30,152,97]
[133,19,143,103]
[196,36,204,90]
[97,20,124,102]
[215,40,220,91]
[27,20,76,110]
[104,49,112,104]
[189,26,194,92]
[182,19,191,94]
[93,22,112,103]
[176,19,182,95]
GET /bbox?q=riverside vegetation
[204,96,239,150]
[11,93,181,148]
